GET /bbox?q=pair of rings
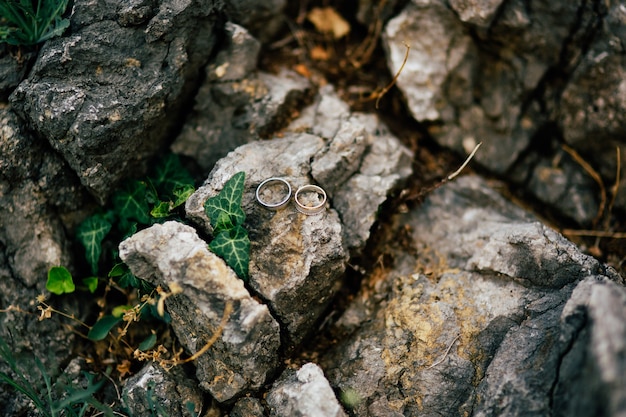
[256,177,327,215]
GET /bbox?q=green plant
[0,335,114,417]
[204,171,251,280]
[44,156,251,342]
[0,0,70,46]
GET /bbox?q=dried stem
[426,334,460,369]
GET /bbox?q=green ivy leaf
[204,171,246,230]
[172,184,195,208]
[46,266,75,295]
[113,180,151,225]
[77,213,112,275]
[150,201,172,218]
[87,315,122,341]
[213,211,235,234]
[138,333,157,351]
[209,225,250,280]
[108,262,127,278]
[150,153,194,200]
[82,277,99,294]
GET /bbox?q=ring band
[294,185,327,215]
[256,177,292,210]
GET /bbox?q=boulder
[119,221,281,402]
[267,363,346,417]
[10,0,223,202]
[322,175,624,416]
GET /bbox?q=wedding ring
[256,177,292,210]
[294,185,327,215]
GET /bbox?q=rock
[185,133,348,346]
[0,106,81,288]
[229,397,265,417]
[382,0,587,176]
[558,1,626,211]
[267,363,346,417]
[185,97,411,343]
[9,0,223,202]
[510,144,600,225]
[205,22,261,83]
[0,46,36,101]
[288,86,413,251]
[382,0,473,122]
[449,0,504,28]
[171,21,313,173]
[228,0,287,43]
[119,221,281,402]
[122,362,206,416]
[322,175,624,416]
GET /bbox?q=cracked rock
[122,362,207,416]
[185,133,348,346]
[9,0,222,202]
[322,175,623,416]
[267,363,346,417]
[172,22,313,173]
[119,221,281,402]
[185,92,411,344]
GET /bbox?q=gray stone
[122,362,206,417]
[382,0,473,122]
[287,87,413,251]
[229,396,265,417]
[322,175,622,416]
[119,221,281,402]
[0,47,36,101]
[521,146,600,225]
[185,134,348,346]
[171,59,313,172]
[205,22,261,82]
[228,0,287,43]
[185,104,411,343]
[0,106,80,288]
[558,1,626,211]
[9,0,222,202]
[383,0,586,176]
[449,0,504,27]
[267,363,346,417]
[0,106,86,415]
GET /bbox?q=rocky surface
[267,363,346,417]
[1,0,626,415]
[122,362,206,416]
[119,221,281,402]
[322,175,624,416]
[9,0,223,202]
[184,89,412,345]
[383,0,626,221]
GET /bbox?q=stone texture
[0,46,36,101]
[0,106,84,287]
[288,86,413,252]
[122,362,206,416]
[558,1,626,211]
[267,363,346,417]
[185,95,411,344]
[322,175,623,417]
[227,0,287,43]
[382,0,624,223]
[185,134,348,346]
[119,221,281,402]
[171,22,313,173]
[230,396,265,417]
[9,0,222,202]
[382,0,473,122]
[449,0,504,27]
